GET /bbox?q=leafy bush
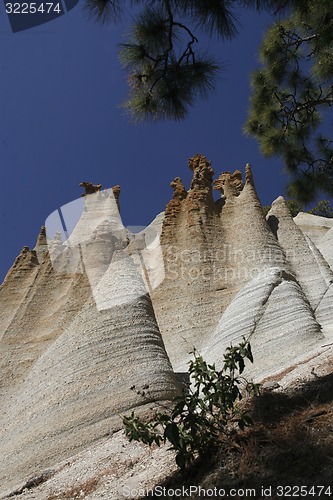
[123,339,259,470]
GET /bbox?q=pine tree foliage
[307,199,333,218]
[245,0,333,203]
[84,0,296,121]
[84,0,123,23]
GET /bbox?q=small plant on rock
[123,338,259,470]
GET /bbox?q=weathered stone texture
[0,155,332,497]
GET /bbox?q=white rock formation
[294,211,333,245]
[0,155,332,497]
[0,196,178,494]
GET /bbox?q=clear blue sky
[0,3,289,283]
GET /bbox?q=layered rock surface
[0,155,332,497]
[0,192,178,495]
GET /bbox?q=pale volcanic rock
[293,211,333,245]
[80,220,117,291]
[153,160,288,369]
[0,192,178,496]
[0,251,92,405]
[293,211,333,272]
[217,165,288,292]
[250,278,323,378]
[34,225,48,264]
[0,266,178,494]
[267,196,333,311]
[126,212,165,295]
[46,189,129,292]
[1,154,333,498]
[205,267,291,353]
[301,235,333,328]
[162,177,188,236]
[93,250,148,310]
[152,154,223,369]
[317,226,333,272]
[204,268,323,379]
[315,284,333,329]
[0,430,178,500]
[66,190,125,247]
[0,246,39,341]
[0,222,48,338]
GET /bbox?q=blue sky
[0,3,290,283]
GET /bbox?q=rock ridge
[0,154,332,496]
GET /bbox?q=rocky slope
[0,154,332,498]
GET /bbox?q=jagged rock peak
[187,154,217,215]
[245,162,255,187]
[213,170,244,199]
[79,181,102,197]
[188,153,214,192]
[269,195,293,218]
[170,177,187,201]
[212,163,257,202]
[112,184,121,210]
[35,226,47,247]
[266,196,293,237]
[1,246,40,288]
[17,246,39,266]
[34,226,48,265]
[162,154,218,240]
[162,178,188,236]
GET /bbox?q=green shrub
[123,338,259,470]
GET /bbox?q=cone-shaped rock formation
[0,155,332,496]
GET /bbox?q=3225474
[5,2,61,13]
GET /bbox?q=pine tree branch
[283,32,319,48]
[295,97,333,111]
